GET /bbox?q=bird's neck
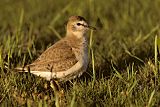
[65,32,88,47]
[66,31,86,39]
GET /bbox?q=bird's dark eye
[77,23,81,26]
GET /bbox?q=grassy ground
[0,0,160,106]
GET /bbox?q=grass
[0,0,160,106]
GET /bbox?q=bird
[15,16,96,82]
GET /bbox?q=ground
[0,0,160,106]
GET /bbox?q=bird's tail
[14,67,28,72]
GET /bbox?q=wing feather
[26,39,78,72]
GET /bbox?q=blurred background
[0,0,159,63]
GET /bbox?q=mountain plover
[16,16,96,82]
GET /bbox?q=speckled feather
[27,36,82,72]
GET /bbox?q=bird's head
[66,16,96,38]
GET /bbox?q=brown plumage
[15,16,96,81]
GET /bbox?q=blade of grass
[0,47,4,73]
[107,80,112,98]
[49,2,72,26]
[27,47,33,60]
[48,26,62,39]
[89,30,96,88]
[154,35,158,75]
[16,8,24,43]
[141,25,159,43]
[91,48,95,88]
[125,50,144,63]
[147,89,155,107]
[127,80,137,95]
[70,91,76,107]
[111,63,123,80]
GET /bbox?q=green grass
[0,0,160,106]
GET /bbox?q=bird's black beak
[83,24,96,30]
[88,25,96,30]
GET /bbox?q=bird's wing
[19,39,78,72]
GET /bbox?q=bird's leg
[50,66,64,105]
[50,79,65,106]
[50,79,64,96]
[50,79,61,92]
[50,65,64,94]
[50,66,63,93]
